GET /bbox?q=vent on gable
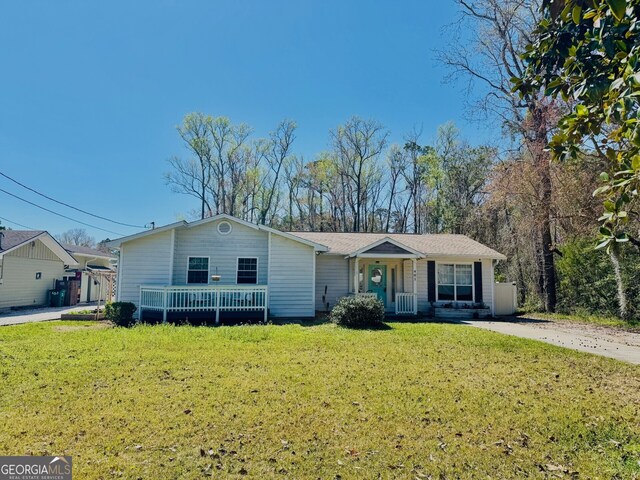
[217,221,232,235]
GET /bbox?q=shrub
[329,295,385,328]
[105,302,137,327]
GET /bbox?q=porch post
[162,287,168,323]
[215,289,220,324]
[412,258,417,314]
[263,287,268,323]
[354,257,360,293]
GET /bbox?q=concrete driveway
[467,317,640,365]
[0,304,100,327]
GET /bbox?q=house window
[237,257,258,284]
[187,257,209,284]
[437,264,473,302]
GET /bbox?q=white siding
[172,220,268,285]
[0,240,65,309]
[401,260,430,311]
[269,234,315,317]
[315,254,350,311]
[482,258,494,313]
[118,230,172,314]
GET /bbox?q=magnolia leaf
[593,185,611,196]
[600,226,612,236]
[572,5,582,24]
[606,0,627,21]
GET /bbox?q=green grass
[0,321,639,479]
[517,310,640,331]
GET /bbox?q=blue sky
[0,0,492,241]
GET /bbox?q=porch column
[162,288,168,323]
[412,258,417,313]
[354,257,360,293]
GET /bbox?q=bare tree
[331,117,389,232]
[165,113,214,219]
[258,120,297,225]
[56,228,95,247]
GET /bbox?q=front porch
[139,285,268,323]
[349,238,423,316]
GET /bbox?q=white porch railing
[355,292,378,300]
[395,293,417,315]
[139,285,268,323]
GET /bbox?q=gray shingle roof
[0,230,45,253]
[287,232,506,259]
[61,243,115,259]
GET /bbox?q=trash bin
[47,289,55,306]
[50,290,65,307]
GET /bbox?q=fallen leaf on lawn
[545,463,566,472]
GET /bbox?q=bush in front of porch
[329,295,385,328]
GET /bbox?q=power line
[0,187,125,236]
[0,215,34,230]
[0,170,145,228]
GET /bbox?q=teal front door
[367,264,387,306]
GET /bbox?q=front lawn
[0,321,638,478]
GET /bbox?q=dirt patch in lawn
[53,322,113,332]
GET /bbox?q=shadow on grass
[335,322,393,331]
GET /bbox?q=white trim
[347,236,425,258]
[267,232,272,309]
[107,214,329,252]
[491,260,496,315]
[435,261,474,303]
[217,220,233,235]
[311,248,316,311]
[186,256,210,285]
[168,229,175,284]
[0,232,79,266]
[236,256,258,285]
[352,253,422,259]
[258,225,329,251]
[116,244,123,302]
[105,221,187,248]
[67,251,115,261]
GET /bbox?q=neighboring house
[0,230,78,310]
[108,214,506,321]
[61,244,117,303]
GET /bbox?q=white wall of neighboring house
[0,239,65,309]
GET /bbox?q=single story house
[61,244,117,303]
[107,214,506,321]
[0,230,79,310]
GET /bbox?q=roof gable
[106,214,328,251]
[0,230,79,265]
[363,241,414,255]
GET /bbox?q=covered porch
[139,285,268,323]
[349,238,424,315]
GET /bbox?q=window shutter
[474,261,483,303]
[427,261,436,303]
